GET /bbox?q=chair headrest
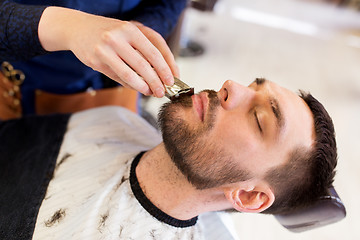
[274,186,346,232]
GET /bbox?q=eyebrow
[255,78,266,85]
[269,97,285,133]
[254,78,285,135]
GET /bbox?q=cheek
[215,113,255,144]
[206,111,261,159]
[212,121,258,158]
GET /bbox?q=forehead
[266,80,315,150]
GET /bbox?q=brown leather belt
[35,86,138,115]
[0,62,138,120]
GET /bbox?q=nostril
[224,88,228,101]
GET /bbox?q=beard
[158,90,251,190]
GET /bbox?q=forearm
[38,6,92,52]
[0,0,47,62]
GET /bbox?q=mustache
[201,89,219,102]
[202,90,221,124]
[170,89,219,105]
[158,89,220,124]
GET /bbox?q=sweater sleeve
[0,0,48,62]
[123,0,187,38]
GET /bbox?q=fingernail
[155,87,164,98]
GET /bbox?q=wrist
[38,6,85,52]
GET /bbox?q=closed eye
[254,111,263,133]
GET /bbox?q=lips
[192,92,208,122]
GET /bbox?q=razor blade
[165,77,194,100]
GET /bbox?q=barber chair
[274,186,346,232]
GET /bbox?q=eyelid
[254,110,263,133]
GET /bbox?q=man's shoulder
[70,106,144,126]
[69,106,161,144]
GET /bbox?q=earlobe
[224,187,275,213]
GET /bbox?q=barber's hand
[38,7,178,97]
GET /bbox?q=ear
[224,185,275,213]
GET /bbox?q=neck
[135,143,232,221]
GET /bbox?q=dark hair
[262,91,337,215]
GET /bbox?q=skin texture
[159,79,315,189]
[136,79,315,220]
[38,7,179,98]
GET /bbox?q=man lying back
[0,78,337,240]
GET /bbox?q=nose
[218,80,256,110]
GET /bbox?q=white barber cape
[32,106,238,240]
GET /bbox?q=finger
[95,44,152,96]
[115,43,166,98]
[139,26,180,79]
[148,36,179,80]
[92,63,134,90]
[128,30,174,87]
[100,28,165,97]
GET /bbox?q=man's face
[159,79,315,189]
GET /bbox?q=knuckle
[143,71,159,85]
[120,70,136,83]
[123,21,133,28]
[147,51,162,65]
[88,57,100,69]
[158,65,170,74]
[136,59,150,70]
[94,44,104,56]
[121,21,136,33]
[155,65,171,79]
[101,31,116,44]
[146,77,161,90]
